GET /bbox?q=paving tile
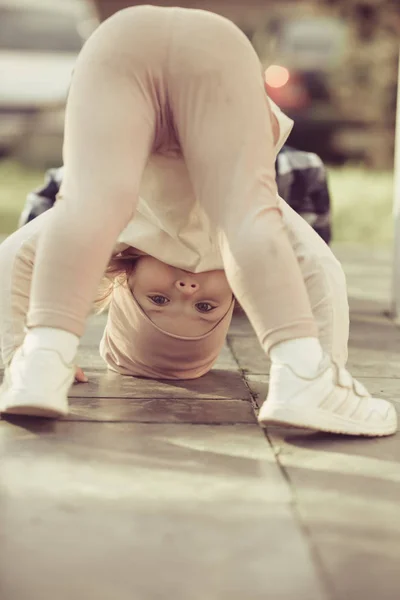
[68,368,252,400]
[227,335,269,375]
[64,396,256,424]
[244,374,268,409]
[229,313,255,337]
[73,314,251,425]
[0,369,255,424]
[0,422,327,600]
[263,425,400,600]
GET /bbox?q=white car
[0,0,98,161]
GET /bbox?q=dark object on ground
[276,145,331,245]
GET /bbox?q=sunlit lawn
[328,166,394,245]
[0,159,395,245]
[0,160,45,234]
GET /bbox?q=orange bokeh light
[265,65,290,88]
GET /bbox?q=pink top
[100,279,235,379]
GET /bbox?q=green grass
[0,160,44,235]
[328,166,394,245]
[0,159,395,245]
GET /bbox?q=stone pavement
[0,245,399,600]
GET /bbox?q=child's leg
[27,8,161,337]
[169,11,318,353]
[279,197,349,367]
[0,213,50,366]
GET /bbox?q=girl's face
[128,256,233,337]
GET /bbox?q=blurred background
[0,0,399,244]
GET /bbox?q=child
[0,170,394,434]
[0,6,396,436]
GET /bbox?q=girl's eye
[149,295,169,305]
[195,302,215,313]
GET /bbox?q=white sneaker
[258,358,398,437]
[0,346,74,418]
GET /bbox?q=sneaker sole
[0,390,68,419]
[258,405,398,437]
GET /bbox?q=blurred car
[0,0,98,162]
[264,15,366,162]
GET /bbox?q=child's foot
[258,358,397,437]
[0,346,74,418]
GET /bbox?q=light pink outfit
[26,5,319,353]
[0,194,349,378]
[0,6,349,379]
[101,283,235,379]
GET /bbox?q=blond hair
[94,254,138,314]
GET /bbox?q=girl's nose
[175,278,199,295]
